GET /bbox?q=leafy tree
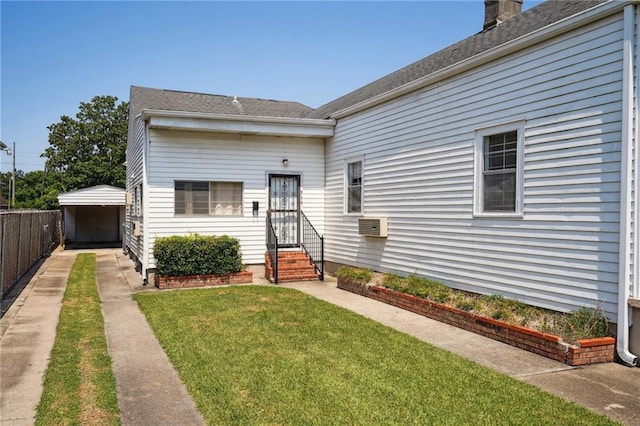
[0,171,10,208]
[14,169,59,210]
[43,95,128,194]
[0,169,58,210]
[0,96,127,211]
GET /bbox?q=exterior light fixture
[282,158,289,166]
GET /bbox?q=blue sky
[1,0,541,173]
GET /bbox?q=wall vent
[358,218,388,237]
[132,220,141,237]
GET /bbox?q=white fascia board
[142,109,335,138]
[331,0,627,119]
[58,201,125,206]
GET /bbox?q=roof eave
[330,0,625,120]
[141,109,335,138]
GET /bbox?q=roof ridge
[132,85,310,106]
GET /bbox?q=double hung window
[346,160,362,213]
[175,181,242,216]
[483,131,517,212]
[475,122,524,216]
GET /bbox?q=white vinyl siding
[145,130,324,268]
[125,116,146,262]
[325,13,624,320]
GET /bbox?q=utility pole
[11,142,15,209]
[0,141,5,209]
[0,140,11,210]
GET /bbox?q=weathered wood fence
[0,211,61,298]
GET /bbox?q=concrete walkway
[0,249,204,426]
[96,250,205,426]
[0,250,73,425]
[1,248,639,425]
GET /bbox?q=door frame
[268,173,301,248]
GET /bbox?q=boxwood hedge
[154,234,244,277]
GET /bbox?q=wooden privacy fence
[0,211,61,298]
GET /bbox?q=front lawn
[136,286,617,425]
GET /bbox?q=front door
[269,174,300,247]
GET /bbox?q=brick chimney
[483,0,523,31]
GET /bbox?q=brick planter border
[156,270,253,289]
[338,278,615,366]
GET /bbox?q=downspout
[142,120,150,285]
[617,4,638,366]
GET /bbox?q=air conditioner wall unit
[132,220,141,237]
[358,217,388,238]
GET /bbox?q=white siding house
[145,129,326,266]
[126,88,333,281]
[324,10,624,318]
[126,0,639,364]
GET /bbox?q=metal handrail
[301,211,324,281]
[266,212,278,284]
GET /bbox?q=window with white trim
[137,184,143,216]
[175,181,243,216]
[131,187,137,216]
[475,122,524,216]
[346,160,362,213]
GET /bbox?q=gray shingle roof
[129,86,314,121]
[306,0,610,119]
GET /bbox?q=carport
[58,185,126,245]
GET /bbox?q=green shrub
[335,267,373,284]
[154,234,244,277]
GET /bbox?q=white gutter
[141,109,335,138]
[331,0,626,119]
[617,4,638,367]
[142,109,335,127]
[634,0,640,304]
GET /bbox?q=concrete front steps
[265,250,320,283]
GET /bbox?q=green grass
[136,286,618,425]
[35,253,120,426]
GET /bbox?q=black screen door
[269,175,300,247]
